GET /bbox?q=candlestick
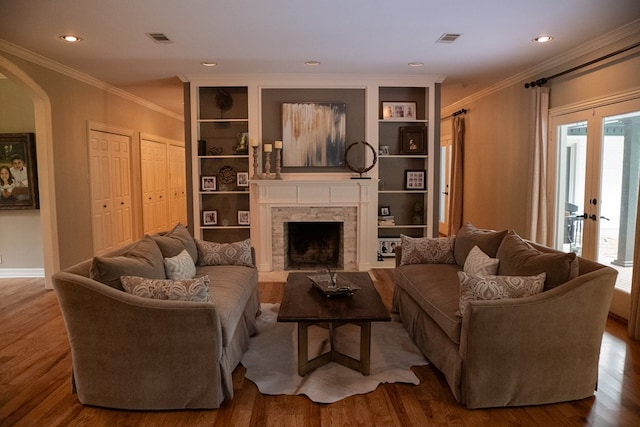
[275,147,282,180]
[274,140,283,149]
[264,143,272,153]
[263,150,272,178]
[250,138,259,148]
[251,145,261,180]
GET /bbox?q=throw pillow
[120,275,211,302]
[463,245,499,276]
[453,222,508,267]
[400,234,456,265]
[496,231,578,290]
[163,249,196,280]
[456,272,546,317]
[90,235,166,290]
[152,223,198,264]
[196,238,254,267]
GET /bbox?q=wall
[0,50,184,273]
[0,78,43,270]
[443,28,640,238]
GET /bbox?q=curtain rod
[524,40,640,88]
[442,108,467,120]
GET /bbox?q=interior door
[551,98,640,318]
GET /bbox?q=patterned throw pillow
[195,238,253,267]
[163,249,196,280]
[463,245,499,276]
[400,234,456,265]
[120,275,211,302]
[456,272,546,317]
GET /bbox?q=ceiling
[1,0,639,116]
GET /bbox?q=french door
[551,97,640,317]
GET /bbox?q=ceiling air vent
[436,33,461,44]
[146,33,172,44]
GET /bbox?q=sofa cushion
[164,249,196,280]
[152,223,198,264]
[463,245,499,276]
[89,235,166,290]
[196,238,253,267]
[454,222,508,267]
[395,263,463,344]
[496,232,578,290]
[197,265,258,346]
[400,234,456,265]
[120,275,211,302]
[456,272,546,317]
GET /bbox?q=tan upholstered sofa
[392,223,618,408]
[52,224,260,410]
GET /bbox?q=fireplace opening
[285,222,343,270]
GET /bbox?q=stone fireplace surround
[250,178,377,272]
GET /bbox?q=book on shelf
[378,215,395,226]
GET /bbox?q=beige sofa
[392,223,618,408]
[52,224,260,410]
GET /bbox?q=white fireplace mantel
[250,178,378,272]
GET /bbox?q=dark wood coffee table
[277,272,390,376]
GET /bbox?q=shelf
[200,225,250,230]
[200,191,250,195]
[379,154,428,159]
[198,155,250,159]
[378,224,427,229]
[379,119,428,124]
[379,190,427,194]
[197,118,248,123]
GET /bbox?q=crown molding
[0,39,182,122]
[442,18,640,117]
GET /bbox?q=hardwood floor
[1,270,639,426]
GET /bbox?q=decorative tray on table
[307,273,359,297]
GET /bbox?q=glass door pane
[598,111,640,292]
[555,121,588,256]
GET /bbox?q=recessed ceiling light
[533,35,553,43]
[60,35,82,42]
[201,62,217,67]
[408,62,424,67]
[305,60,321,66]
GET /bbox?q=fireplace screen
[285,221,343,270]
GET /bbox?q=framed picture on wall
[382,102,417,121]
[203,210,218,226]
[399,126,427,154]
[405,169,426,190]
[0,133,39,210]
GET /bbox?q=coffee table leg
[360,322,371,375]
[298,323,309,376]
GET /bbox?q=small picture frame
[201,176,217,191]
[238,210,250,225]
[400,126,427,154]
[202,210,218,226]
[405,170,426,190]
[236,171,249,187]
[378,237,401,258]
[379,206,391,216]
[379,145,390,155]
[382,102,417,121]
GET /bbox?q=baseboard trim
[0,268,45,278]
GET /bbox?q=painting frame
[378,237,401,258]
[202,210,218,226]
[282,102,347,168]
[381,102,417,121]
[201,176,217,191]
[237,210,250,225]
[405,169,426,191]
[0,133,39,210]
[399,126,427,154]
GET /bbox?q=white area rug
[241,303,428,403]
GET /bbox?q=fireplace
[285,222,343,270]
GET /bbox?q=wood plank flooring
[1,270,640,426]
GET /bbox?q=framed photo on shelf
[382,102,417,121]
[236,171,249,187]
[399,126,427,154]
[379,145,390,155]
[378,237,401,258]
[379,206,391,216]
[202,210,218,226]
[405,169,426,190]
[238,210,250,225]
[201,176,217,191]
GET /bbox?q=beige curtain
[528,86,550,244]
[447,116,465,235]
[628,190,640,338]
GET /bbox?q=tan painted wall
[0,52,184,269]
[0,78,44,269]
